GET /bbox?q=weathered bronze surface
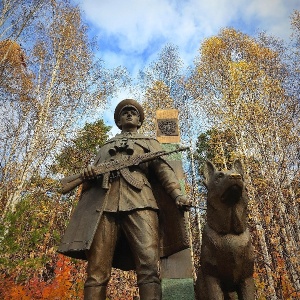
[60,146,188,194]
[58,99,190,300]
[157,119,178,136]
[195,160,255,300]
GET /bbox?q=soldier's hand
[82,165,97,180]
[176,195,192,211]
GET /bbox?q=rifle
[60,146,189,194]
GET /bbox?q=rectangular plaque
[156,109,180,143]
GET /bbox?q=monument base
[162,278,194,300]
[160,249,193,278]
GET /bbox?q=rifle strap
[119,168,144,190]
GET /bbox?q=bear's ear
[203,160,216,183]
[233,159,244,177]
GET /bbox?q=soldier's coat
[58,133,188,270]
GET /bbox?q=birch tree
[0,0,129,218]
[188,27,300,298]
[136,44,185,135]
[0,0,48,40]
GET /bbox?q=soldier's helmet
[114,99,145,129]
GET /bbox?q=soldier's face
[118,108,141,130]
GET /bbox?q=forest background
[0,0,299,299]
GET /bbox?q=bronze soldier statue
[58,99,190,300]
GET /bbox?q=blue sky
[75,0,299,70]
[73,0,299,133]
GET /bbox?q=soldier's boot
[84,285,106,300]
[138,282,162,300]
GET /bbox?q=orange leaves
[253,270,267,300]
[0,260,140,300]
[4,285,31,300]
[0,255,84,300]
[38,255,80,300]
[0,40,33,96]
[201,36,227,60]
[32,41,47,62]
[0,40,26,68]
[273,253,300,300]
[107,269,139,300]
[0,186,86,299]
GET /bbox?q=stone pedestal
[155,109,193,281]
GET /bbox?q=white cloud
[76,0,299,126]
[242,0,298,38]
[81,0,178,52]
[78,0,298,72]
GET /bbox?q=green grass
[162,278,195,300]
